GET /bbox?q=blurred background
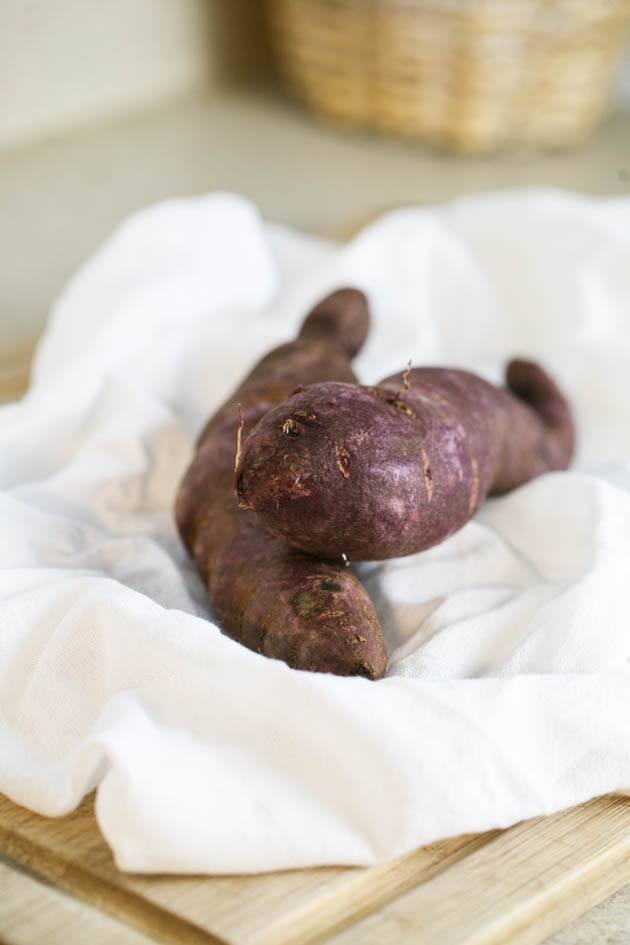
[2,0,630,367]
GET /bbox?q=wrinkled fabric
[1,189,630,874]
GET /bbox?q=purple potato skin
[236,360,575,561]
[175,289,388,679]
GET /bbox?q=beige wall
[0,0,271,152]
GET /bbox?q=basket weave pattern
[268,0,630,152]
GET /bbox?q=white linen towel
[2,189,630,874]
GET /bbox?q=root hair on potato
[176,287,387,678]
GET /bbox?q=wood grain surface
[3,794,630,945]
[0,860,156,945]
[0,340,34,405]
[328,794,630,945]
[0,793,496,945]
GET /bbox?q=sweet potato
[236,360,574,561]
[175,289,387,678]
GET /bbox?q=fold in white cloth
[2,190,630,874]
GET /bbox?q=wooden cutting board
[0,339,34,405]
[3,792,630,945]
[3,342,630,945]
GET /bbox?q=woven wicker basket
[268,0,630,152]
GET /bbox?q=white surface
[2,191,630,874]
[0,0,212,151]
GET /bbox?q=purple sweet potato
[175,289,387,678]
[236,360,574,561]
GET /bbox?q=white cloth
[2,190,630,874]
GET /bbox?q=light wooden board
[0,793,495,945]
[328,794,630,945]
[0,340,34,406]
[3,794,630,945]
[0,860,156,945]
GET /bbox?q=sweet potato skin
[175,289,387,678]
[236,360,574,561]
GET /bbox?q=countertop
[2,83,630,347]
